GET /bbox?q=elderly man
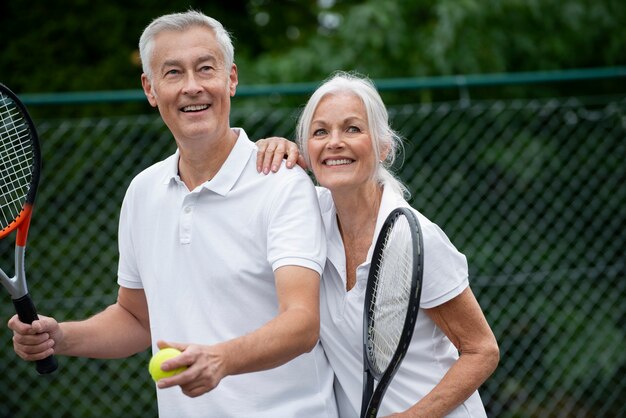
[8,10,337,418]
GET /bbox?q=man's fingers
[13,333,55,360]
[8,315,48,335]
[13,330,51,345]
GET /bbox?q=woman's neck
[332,182,383,291]
[332,182,383,239]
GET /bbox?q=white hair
[296,71,408,197]
[138,10,234,80]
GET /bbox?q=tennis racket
[0,83,57,374]
[361,207,423,417]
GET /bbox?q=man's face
[141,26,238,144]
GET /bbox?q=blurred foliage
[1,0,625,98]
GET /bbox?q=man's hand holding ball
[149,347,188,383]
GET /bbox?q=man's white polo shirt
[117,129,336,417]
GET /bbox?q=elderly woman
[257,72,499,417]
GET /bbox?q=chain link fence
[0,84,624,417]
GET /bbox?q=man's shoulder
[128,153,175,190]
[275,162,312,182]
[315,187,333,212]
[250,157,314,186]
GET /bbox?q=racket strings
[0,94,35,228]
[367,216,415,375]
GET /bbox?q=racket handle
[12,294,59,374]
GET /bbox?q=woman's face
[307,92,379,193]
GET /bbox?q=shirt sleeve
[117,182,143,289]
[418,218,469,309]
[265,168,327,276]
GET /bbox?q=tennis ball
[149,347,187,382]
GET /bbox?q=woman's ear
[380,143,391,163]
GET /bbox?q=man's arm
[9,287,151,361]
[155,265,320,398]
[223,265,321,371]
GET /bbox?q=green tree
[1,0,625,95]
[245,0,626,82]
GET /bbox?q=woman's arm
[255,137,306,174]
[390,287,499,418]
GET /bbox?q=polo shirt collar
[203,128,252,196]
[365,184,408,264]
[374,184,410,241]
[162,128,253,196]
[162,150,182,185]
[325,183,409,273]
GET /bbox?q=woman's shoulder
[411,209,457,250]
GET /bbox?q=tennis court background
[0,70,624,417]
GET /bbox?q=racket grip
[12,294,59,374]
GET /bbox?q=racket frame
[361,207,423,418]
[0,83,57,374]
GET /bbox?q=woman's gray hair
[139,10,234,80]
[296,71,408,197]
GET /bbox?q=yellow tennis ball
[149,348,187,382]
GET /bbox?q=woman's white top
[317,185,487,417]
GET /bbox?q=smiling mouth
[324,159,354,166]
[181,104,210,112]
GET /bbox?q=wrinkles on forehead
[149,27,226,74]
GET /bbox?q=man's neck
[177,129,238,190]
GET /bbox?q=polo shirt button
[184,206,192,213]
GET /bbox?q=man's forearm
[218,304,319,377]
[57,302,151,359]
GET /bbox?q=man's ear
[229,64,238,97]
[141,74,158,107]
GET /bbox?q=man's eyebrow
[161,55,219,70]
[161,59,181,69]
[195,54,219,65]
